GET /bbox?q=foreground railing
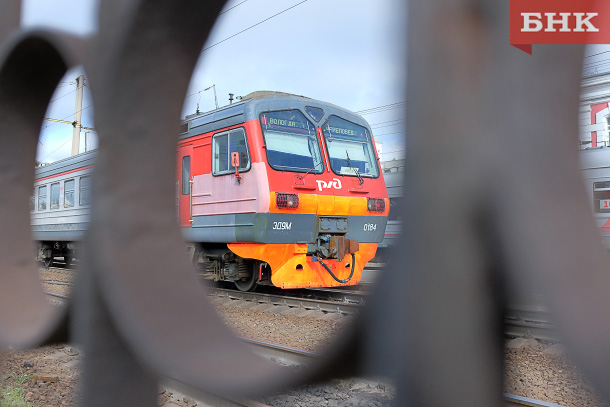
[0,1,607,406]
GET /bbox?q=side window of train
[64,179,75,208]
[79,176,91,206]
[30,190,35,212]
[389,197,402,221]
[594,181,610,213]
[182,156,191,195]
[50,183,60,210]
[38,185,47,211]
[212,128,250,175]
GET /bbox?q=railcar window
[389,197,403,221]
[64,179,75,208]
[322,116,380,178]
[30,192,35,212]
[50,183,60,209]
[212,128,250,175]
[260,110,323,173]
[79,176,91,206]
[38,185,47,211]
[182,155,191,194]
[594,181,610,213]
[305,106,324,122]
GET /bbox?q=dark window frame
[64,179,75,208]
[258,109,325,174]
[79,176,91,206]
[320,115,381,179]
[182,155,191,195]
[212,127,251,176]
[50,182,60,210]
[38,185,47,211]
[594,181,610,213]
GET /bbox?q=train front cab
[178,93,389,289]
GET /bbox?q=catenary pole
[71,74,85,156]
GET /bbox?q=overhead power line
[41,135,74,162]
[203,0,309,52]
[370,118,405,129]
[373,130,405,137]
[49,89,77,103]
[584,50,610,59]
[219,0,249,15]
[356,101,406,115]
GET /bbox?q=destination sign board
[261,110,315,135]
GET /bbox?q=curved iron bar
[73,0,367,404]
[2,1,610,407]
[0,31,83,348]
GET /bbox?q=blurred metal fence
[0,1,606,406]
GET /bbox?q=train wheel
[64,256,72,268]
[234,263,257,292]
[43,257,53,268]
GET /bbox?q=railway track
[210,287,362,316]
[505,305,556,341]
[43,290,567,407]
[504,394,568,407]
[167,337,566,407]
[41,266,559,341]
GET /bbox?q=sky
[21,0,407,164]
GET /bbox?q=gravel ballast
[8,270,604,406]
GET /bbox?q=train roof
[35,149,96,180]
[179,90,371,140]
[580,147,610,169]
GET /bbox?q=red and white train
[32,91,389,290]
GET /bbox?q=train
[31,91,389,290]
[371,147,610,256]
[581,147,610,249]
[378,171,402,250]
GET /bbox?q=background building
[580,73,610,148]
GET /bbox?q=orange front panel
[228,242,378,289]
[269,192,389,218]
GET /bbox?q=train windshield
[260,110,324,173]
[322,116,379,178]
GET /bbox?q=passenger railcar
[581,147,610,249]
[32,91,389,290]
[31,151,94,267]
[178,91,388,289]
[378,171,402,249]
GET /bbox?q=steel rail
[240,336,316,366]
[46,274,559,341]
[162,338,315,407]
[505,306,557,342]
[44,289,565,407]
[503,394,567,407]
[45,291,68,307]
[161,378,272,407]
[210,287,361,315]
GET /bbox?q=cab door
[178,145,193,227]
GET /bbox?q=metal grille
[0,1,605,406]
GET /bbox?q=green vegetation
[0,371,33,407]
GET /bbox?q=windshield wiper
[346,150,364,185]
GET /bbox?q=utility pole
[71,74,85,156]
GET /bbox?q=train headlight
[276,193,299,209]
[367,197,386,212]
